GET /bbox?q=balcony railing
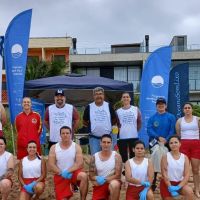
[70,44,200,55]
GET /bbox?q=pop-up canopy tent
[24,74,134,106]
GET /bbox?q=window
[27,56,39,64]
[87,68,100,77]
[53,55,65,62]
[114,66,141,92]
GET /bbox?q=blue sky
[1,0,200,49]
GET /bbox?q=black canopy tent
[24,74,134,106]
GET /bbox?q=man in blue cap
[147,97,176,191]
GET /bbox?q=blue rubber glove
[168,185,181,192]
[61,169,72,179]
[139,187,149,200]
[141,181,150,187]
[96,176,106,185]
[23,181,37,194]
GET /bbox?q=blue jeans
[89,133,117,155]
[89,137,101,155]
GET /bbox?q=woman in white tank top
[0,136,14,200]
[125,140,154,200]
[18,140,46,200]
[160,135,193,199]
[175,102,200,197]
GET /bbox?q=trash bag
[150,143,168,173]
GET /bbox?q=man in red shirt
[15,97,42,159]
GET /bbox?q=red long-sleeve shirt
[15,111,42,159]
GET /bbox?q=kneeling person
[0,136,14,200]
[48,126,88,200]
[89,134,122,200]
[18,140,46,200]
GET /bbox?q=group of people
[0,86,199,200]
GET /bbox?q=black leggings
[117,138,139,163]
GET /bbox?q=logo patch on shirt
[153,121,159,127]
[32,118,37,124]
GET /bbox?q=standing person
[160,135,194,200]
[44,89,79,150]
[125,140,154,200]
[176,102,200,197]
[89,134,122,200]
[15,97,42,159]
[0,136,14,200]
[48,126,88,200]
[147,97,176,190]
[116,92,142,163]
[0,104,7,137]
[82,87,117,155]
[18,140,46,200]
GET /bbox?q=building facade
[70,35,200,104]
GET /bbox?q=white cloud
[0,0,200,48]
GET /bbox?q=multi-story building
[70,35,200,104]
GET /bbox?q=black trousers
[117,138,139,163]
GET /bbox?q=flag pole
[10,124,16,155]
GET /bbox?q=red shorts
[21,178,39,193]
[92,183,110,200]
[54,169,82,200]
[160,179,180,198]
[180,139,200,159]
[126,185,145,200]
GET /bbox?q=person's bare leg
[191,158,200,197]
[109,180,121,200]
[147,189,154,200]
[77,172,88,200]
[0,179,12,200]
[180,185,194,200]
[19,191,31,200]
[32,182,45,200]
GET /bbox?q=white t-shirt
[167,152,185,182]
[180,116,199,139]
[0,151,12,176]
[49,104,73,142]
[22,156,42,178]
[90,101,111,137]
[95,151,115,178]
[55,142,76,171]
[129,158,148,186]
[117,106,138,139]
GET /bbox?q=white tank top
[22,156,42,178]
[55,142,76,171]
[167,152,185,181]
[90,101,111,137]
[95,151,115,178]
[117,106,138,139]
[0,151,12,176]
[129,158,148,186]
[49,104,73,142]
[180,116,199,139]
